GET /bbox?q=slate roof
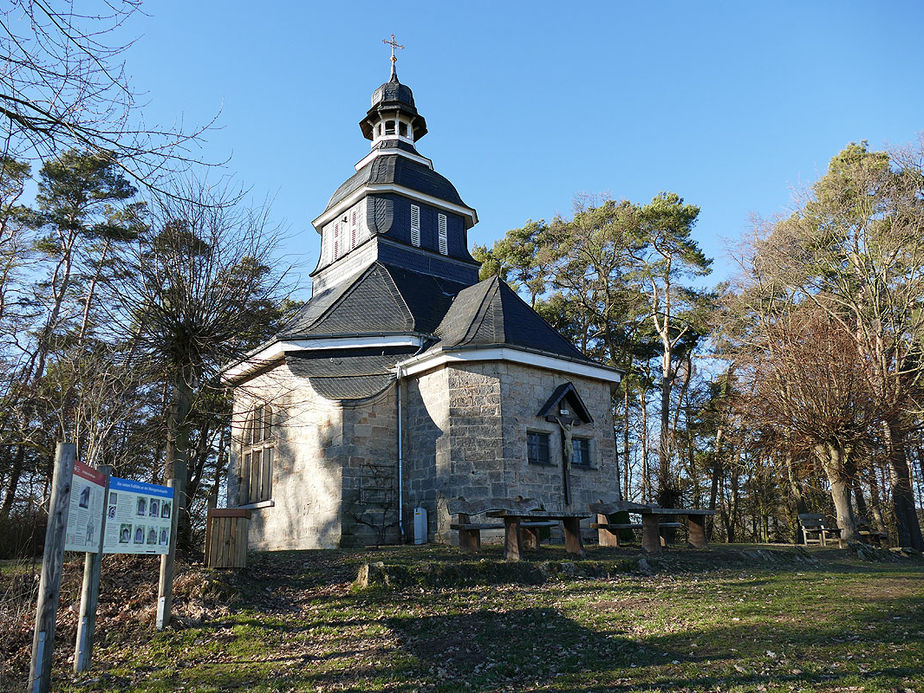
[371,72,416,108]
[278,262,468,339]
[273,268,609,402]
[431,276,593,363]
[324,154,466,213]
[287,348,416,401]
[360,71,428,141]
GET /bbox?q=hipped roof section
[431,276,592,362]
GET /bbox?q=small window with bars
[239,404,275,505]
[438,213,448,255]
[410,205,420,247]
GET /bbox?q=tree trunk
[882,421,924,550]
[815,442,857,542]
[622,385,631,502]
[164,367,194,549]
[0,445,26,523]
[866,467,887,534]
[639,389,649,502]
[658,346,674,493]
[852,478,869,521]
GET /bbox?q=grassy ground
[2,543,923,692]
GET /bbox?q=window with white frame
[438,213,448,255]
[239,404,275,504]
[410,204,420,247]
[351,210,358,249]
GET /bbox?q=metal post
[156,478,180,630]
[74,465,112,672]
[29,442,76,693]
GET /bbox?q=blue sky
[118,1,923,294]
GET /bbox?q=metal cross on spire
[383,34,404,77]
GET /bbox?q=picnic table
[590,501,715,555]
[448,496,556,554]
[485,507,590,562]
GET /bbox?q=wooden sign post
[156,478,180,630]
[74,465,112,673]
[29,442,76,693]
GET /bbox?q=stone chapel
[224,59,623,549]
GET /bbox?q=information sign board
[103,477,174,555]
[64,462,107,553]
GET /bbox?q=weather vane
[383,33,404,73]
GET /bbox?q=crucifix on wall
[554,411,576,506]
[538,382,594,508]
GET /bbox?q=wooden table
[486,509,590,561]
[637,506,715,555]
[589,501,715,555]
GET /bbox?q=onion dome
[359,66,428,144]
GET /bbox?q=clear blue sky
[118,1,923,294]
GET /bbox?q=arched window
[239,404,274,504]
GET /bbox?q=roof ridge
[378,264,416,331]
[461,277,500,345]
[308,261,381,327]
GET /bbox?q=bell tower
[310,38,480,294]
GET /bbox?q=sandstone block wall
[404,359,620,544]
[230,363,344,550]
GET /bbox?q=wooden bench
[589,501,715,554]
[448,497,538,553]
[857,518,889,547]
[520,520,558,549]
[589,501,643,547]
[798,513,842,547]
[486,506,589,561]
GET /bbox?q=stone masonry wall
[412,360,620,543]
[231,363,344,550]
[497,362,620,512]
[339,388,401,547]
[402,367,450,541]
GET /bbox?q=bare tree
[110,179,292,544]
[0,1,217,191]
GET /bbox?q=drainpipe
[395,364,405,543]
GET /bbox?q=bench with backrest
[448,497,541,553]
[798,513,842,547]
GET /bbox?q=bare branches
[0,1,219,195]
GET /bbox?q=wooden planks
[205,509,251,569]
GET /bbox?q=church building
[225,54,623,549]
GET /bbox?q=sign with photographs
[103,477,174,555]
[64,461,107,553]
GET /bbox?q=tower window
[333,222,340,259]
[351,210,358,249]
[438,214,448,255]
[410,205,420,247]
[384,120,395,135]
[399,122,408,137]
